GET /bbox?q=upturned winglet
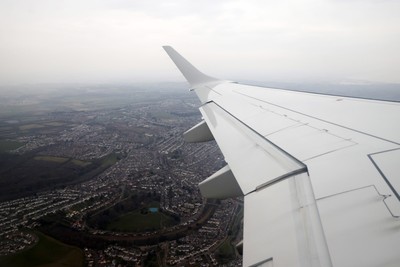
[163,46,219,88]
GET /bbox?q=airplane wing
[163,46,400,267]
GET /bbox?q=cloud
[0,0,399,85]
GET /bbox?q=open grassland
[19,124,45,131]
[231,205,243,239]
[34,156,69,163]
[71,159,91,167]
[101,153,118,166]
[106,210,177,232]
[218,239,235,255]
[34,156,91,166]
[0,232,83,267]
[43,122,65,127]
[0,140,25,152]
[216,238,236,262]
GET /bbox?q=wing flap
[200,101,305,195]
[244,173,331,267]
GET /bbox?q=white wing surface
[163,46,400,267]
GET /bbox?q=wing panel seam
[234,90,400,146]
[368,148,400,201]
[209,101,306,169]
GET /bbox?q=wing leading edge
[163,46,400,267]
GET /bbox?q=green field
[215,237,236,264]
[34,156,69,163]
[101,153,118,167]
[43,122,65,127]
[106,210,177,232]
[0,140,24,152]
[218,239,235,254]
[216,238,236,263]
[0,232,84,267]
[32,154,106,176]
[231,205,244,239]
[19,124,45,130]
[71,159,91,167]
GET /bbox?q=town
[0,85,243,266]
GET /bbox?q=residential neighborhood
[0,87,243,266]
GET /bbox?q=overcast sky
[0,0,399,85]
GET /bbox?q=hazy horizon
[1,80,400,103]
[1,0,400,87]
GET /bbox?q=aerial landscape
[1,1,399,266]
[0,84,243,266]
